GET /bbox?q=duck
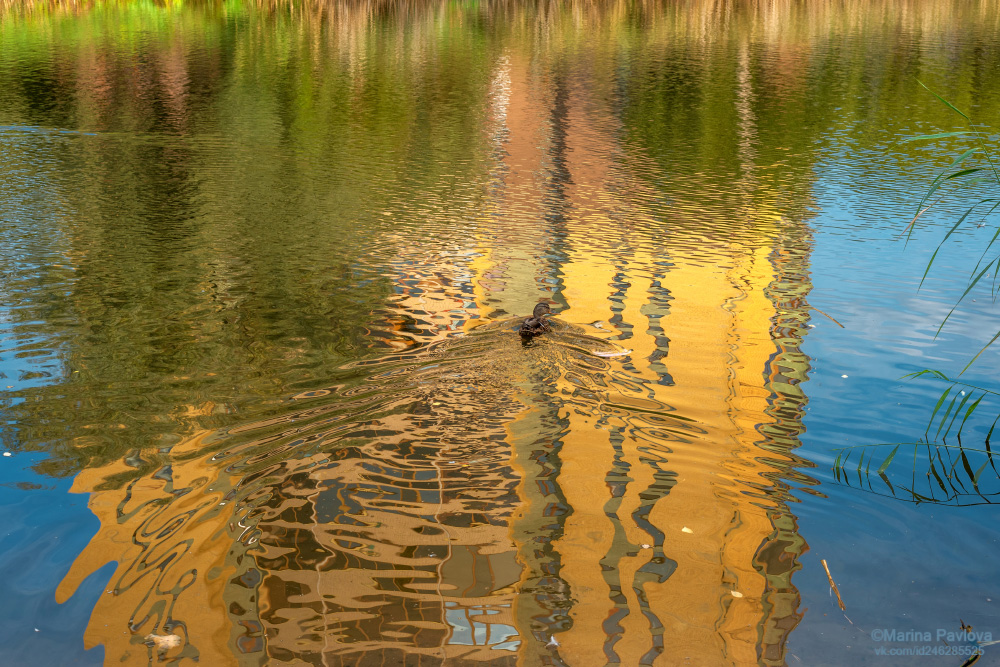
[519,302,552,341]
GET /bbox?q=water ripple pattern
[2,2,999,666]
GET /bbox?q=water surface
[1,2,1000,665]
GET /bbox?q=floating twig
[807,305,845,328]
[822,559,847,611]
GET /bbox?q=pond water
[1,1,999,665]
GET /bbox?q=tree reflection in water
[3,0,994,664]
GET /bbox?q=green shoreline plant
[833,83,1000,505]
[902,82,1000,369]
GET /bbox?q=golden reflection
[491,42,806,665]
[56,429,259,664]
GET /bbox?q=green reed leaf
[926,386,952,437]
[947,168,984,180]
[927,200,1000,289]
[903,369,949,381]
[930,459,949,495]
[970,211,1000,277]
[937,447,963,494]
[961,329,1000,375]
[896,130,978,143]
[944,390,973,439]
[982,417,998,478]
[878,471,894,494]
[935,393,959,440]
[960,449,976,483]
[920,248,940,289]
[876,445,900,475]
[948,453,968,492]
[918,80,971,120]
[936,258,1000,337]
[916,163,983,213]
[973,460,989,487]
[957,393,985,438]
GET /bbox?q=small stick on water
[822,559,847,611]
[807,306,845,328]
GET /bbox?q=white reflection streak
[486,52,512,193]
[735,42,759,216]
[487,53,512,147]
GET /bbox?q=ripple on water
[55,312,807,663]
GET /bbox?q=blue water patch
[0,450,110,666]
[0,320,108,665]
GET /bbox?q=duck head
[532,302,552,319]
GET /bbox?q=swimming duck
[519,302,552,341]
